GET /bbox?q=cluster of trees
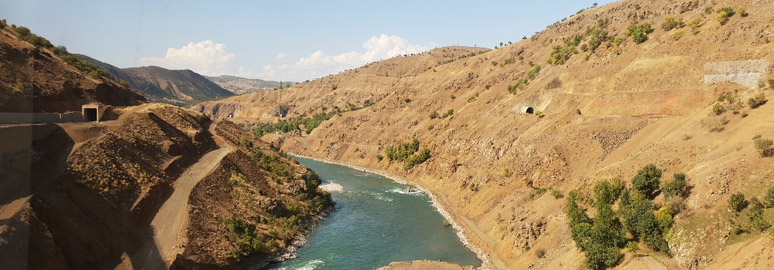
[13,26,53,48]
[254,101,377,136]
[627,23,654,44]
[60,54,114,80]
[223,215,301,257]
[383,138,432,171]
[567,165,687,269]
[548,19,614,66]
[661,17,686,31]
[507,66,542,94]
[712,90,766,115]
[430,109,454,119]
[714,6,743,25]
[727,188,774,235]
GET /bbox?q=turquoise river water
[266,156,481,270]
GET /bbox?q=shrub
[15,26,31,36]
[548,44,577,65]
[24,35,53,48]
[376,154,384,161]
[769,79,774,89]
[631,164,662,198]
[748,199,770,232]
[469,183,478,191]
[503,168,513,177]
[627,23,654,44]
[663,173,687,198]
[747,94,767,109]
[661,17,684,31]
[765,188,774,208]
[60,55,115,81]
[403,148,431,171]
[587,29,609,51]
[738,7,748,17]
[442,109,454,118]
[716,7,735,25]
[627,241,640,253]
[429,110,439,119]
[527,65,542,80]
[119,80,131,88]
[53,46,68,56]
[704,7,713,14]
[754,136,774,157]
[491,61,498,66]
[729,193,747,213]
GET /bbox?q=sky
[1,0,616,82]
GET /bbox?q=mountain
[205,75,287,95]
[0,24,143,112]
[195,0,774,269]
[1,20,330,270]
[73,54,234,105]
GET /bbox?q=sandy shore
[289,153,491,269]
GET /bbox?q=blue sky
[1,0,616,81]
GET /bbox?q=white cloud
[138,35,431,82]
[138,40,235,76]
[294,34,431,74]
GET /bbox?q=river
[266,156,481,269]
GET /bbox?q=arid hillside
[74,54,236,105]
[195,0,774,269]
[0,104,332,270]
[120,66,234,105]
[0,21,144,113]
[205,75,286,95]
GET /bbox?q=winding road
[132,144,232,270]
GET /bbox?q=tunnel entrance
[84,108,98,121]
[525,107,534,114]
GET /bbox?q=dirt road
[133,145,231,270]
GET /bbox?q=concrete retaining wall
[0,112,83,125]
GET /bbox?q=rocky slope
[0,104,332,270]
[0,23,144,113]
[194,0,774,269]
[205,75,286,95]
[172,120,333,269]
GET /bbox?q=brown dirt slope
[192,46,487,120]
[0,104,214,269]
[0,23,144,112]
[193,0,774,269]
[120,66,234,105]
[172,120,333,269]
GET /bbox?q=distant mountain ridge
[73,54,233,105]
[205,75,288,95]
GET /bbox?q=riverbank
[263,204,334,267]
[288,153,490,269]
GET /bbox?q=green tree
[631,164,662,198]
[765,188,774,208]
[663,173,687,198]
[627,23,654,44]
[594,179,622,206]
[729,193,747,213]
